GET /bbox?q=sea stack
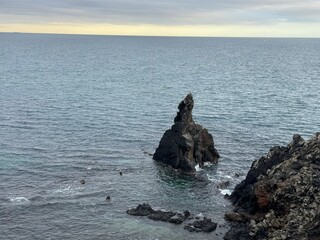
[153,93,219,171]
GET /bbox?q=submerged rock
[217,181,230,189]
[153,93,219,171]
[225,133,320,240]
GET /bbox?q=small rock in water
[184,225,202,233]
[127,204,216,233]
[217,181,230,189]
[80,179,85,185]
[224,211,245,222]
[184,217,218,233]
[184,210,191,219]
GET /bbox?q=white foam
[195,164,203,172]
[206,175,215,182]
[10,197,30,204]
[217,170,233,179]
[195,213,203,218]
[203,162,213,167]
[220,189,232,195]
[53,185,72,194]
[52,184,83,197]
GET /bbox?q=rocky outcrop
[153,93,219,171]
[127,203,218,233]
[127,203,154,216]
[127,203,190,224]
[184,217,218,233]
[224,133,320,240]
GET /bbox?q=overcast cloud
[0,0,319,25]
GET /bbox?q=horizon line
[1,31,320,39]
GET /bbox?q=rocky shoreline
[224,133,320,240]
[128,94,319,239]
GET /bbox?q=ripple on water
[1,35,320,240]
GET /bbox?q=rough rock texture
[224,133,320,240]
[127,203,217,232]
[126,203,154,216]
[184,217,218,233]
[127,203,190,225]
[153,93,219,171]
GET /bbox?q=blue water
[0,33,319,240]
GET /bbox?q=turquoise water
[0,33,319,239]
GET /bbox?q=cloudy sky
[0,0,319,36]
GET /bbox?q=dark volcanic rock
[308,214,320,240]
[153,93,219,171]
[184,217,218,233]
[217,181,230,189]
[147,210,175,222]
[223,223,254,240]
[224,211,246,222]
[169,212,188,224]
[126,203,153,216]
[225,133,320,240]
[127,204,216,232]
[127,204,190,225]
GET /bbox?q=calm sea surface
[0,33,319,239]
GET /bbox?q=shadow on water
[154,161,216,189]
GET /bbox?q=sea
[0,33,319,240]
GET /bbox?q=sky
[0,0,319,37]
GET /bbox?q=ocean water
[0,33,319,240]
